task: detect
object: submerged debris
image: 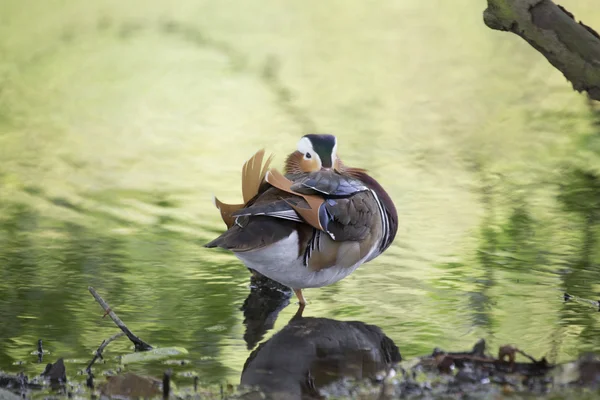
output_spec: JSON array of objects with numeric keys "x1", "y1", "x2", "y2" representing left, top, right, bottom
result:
[
  {"x1": 563, "y1": 291, "x2": 600, "y2": 311},
  {"x1": 576, "y1": 353, "x2": 600, "y2": 386},
  {"x1": 0, "y1": 373, "x2": 28, "y2": 393},
  {"x1": 86, "y1": 331, "x2": 126, "y2": 375},
  {"x1": 279, "y1": 339, "x2": 557, "y2": 400},
  {"x1": 552, "y1": 352, "x2": 600, "y2": 389},
  {"x1": 41, "y1": 358, "x2": 67, "y2": 384},
  {"x1": 163, "y1": 369, "x2": 172, "y2": 399},
  {"x1": 4, "y1": 285, "x2": 600, "y2": 399},
  {"x1": 88, "y1": 287, "x2": 153, "y2": 351},
  {"x1": 98, "y1": 373, "x2": 161, "y2": 398},
  {"x1": 404, "y1": 339, "x2": 554, "y2": 398},
  {"x1": 3, "y1": 338, "x2": 600, "y2": 399},
  {"x1": 419, "y1": 339, "x2": 551, "y2": 377},
  {"x1": 36, "y1": 340, "x2": 43, "y2": 364}
]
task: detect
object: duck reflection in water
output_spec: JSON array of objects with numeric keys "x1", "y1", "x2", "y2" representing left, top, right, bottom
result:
[
  {"x1": 240, "y1": 271, "x2": 292, "y2": 350},
  {"x1": 239, "y1": 273, "x2": 402, "y2": 400}
]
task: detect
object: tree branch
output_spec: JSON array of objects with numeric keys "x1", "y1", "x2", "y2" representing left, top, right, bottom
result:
[
  {"x1": 483, "y1": 0, "x2": 600, "y2": 101},
  {"x1": 88, "y1": 287, "x2": 153, "y2": 351},
  {"x1": 85, "y1": 331, "x2": 126, "y2": 374}
]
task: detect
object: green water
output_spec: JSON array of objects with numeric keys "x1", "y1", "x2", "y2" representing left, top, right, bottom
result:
[{"x1": 1, "y1": 0, "x2": 600, "y2": 390}]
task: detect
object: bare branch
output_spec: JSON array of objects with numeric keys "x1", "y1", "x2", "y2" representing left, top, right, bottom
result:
[
  {"x1": 484, "y1": 0, "x2": 600, "y2": 101},
  {"x1": 88, "y1": 287, "x2": 153, "y2": 351},
  {"x1": 86, "y1": 331, "x2": 125, "y2": 374}
]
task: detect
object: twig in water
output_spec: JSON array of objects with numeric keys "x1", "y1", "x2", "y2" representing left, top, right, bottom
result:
[
  {"x1": 88, "y1": 287, "x2": 153, "y2": 351},
  {"x1": 86, "y1": 331, "x2": 126, "y2": 374},
  {"x1": 163, "y1": 369, "x2": 172, "y2": 399},
  {"x1": 37, "y1": 339, "x2": 43, "y2": 363},
  {"x1": 498, "y1": 345, "x2": 540, "y2": 365},
  {"x1": 515, "y1": 348, "x2": 539, "y2": 364},
  {"x1": 86, "y1": 374, "x2": 94, "y2": 390},
  {"x1": 563, "y1": 292, "x2": 600, "y2": 311}
]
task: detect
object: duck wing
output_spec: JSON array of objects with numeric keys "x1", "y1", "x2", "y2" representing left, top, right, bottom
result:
[
  {"x1": 289, "y1": 170, "x2": 368, "y2": 197},
  {"x1": 232, "y1": 169, "x2": 384, "y2": 241},
  {"x1": 263, "y1": 170, "x2": 389, "y2": 269},
  {"x1": 318, "y1": 192, "x2": 380, "y2": 242},
  {"x1": 300, "y1": 191, "x2": 385, "y2": 270},
  {"x1": 204, "y1": 185, "x2": 307, "y2": 252},
  {"x1": 231, "y1": 186, "x2": 308, "y2": 224},
  {"x1": 206, "y1": 168, "x2": 390, "y2": 267}
]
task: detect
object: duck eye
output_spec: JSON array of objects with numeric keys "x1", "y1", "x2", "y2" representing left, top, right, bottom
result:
[{"x1": 305, "y1": 153, "x2": 312, "y2": 159}]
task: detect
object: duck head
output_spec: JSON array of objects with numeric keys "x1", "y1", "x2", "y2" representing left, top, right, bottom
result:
[{"x1": 285, "y1": 134, "x2": 341, "y2": 174}]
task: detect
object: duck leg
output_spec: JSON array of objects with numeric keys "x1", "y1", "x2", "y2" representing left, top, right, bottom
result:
[
  {"x1": 293, "y1": 288, "x2": 307, "y2": 305},
  {"x1": 291, "y1": 303, "x2": 305, "y2": 321}
]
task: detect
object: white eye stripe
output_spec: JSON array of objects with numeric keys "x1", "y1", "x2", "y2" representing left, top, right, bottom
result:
[
  {"x1": 298, "y1": 137, "x2": 320, "y2": 165},
  {"x1": 297, "y1": 137, "x2": 313, "y2": 154}
]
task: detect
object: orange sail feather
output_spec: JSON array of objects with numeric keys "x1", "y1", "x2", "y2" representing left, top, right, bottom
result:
[{"x1": 213, "y1": 149, "x2": 274, "y2": 228}]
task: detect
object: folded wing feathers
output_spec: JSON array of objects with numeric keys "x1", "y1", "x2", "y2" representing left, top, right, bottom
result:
[
  {"x1": 266, "y1": 169, "x2": 326, "y2": 231},
  {"x1": 214, "y1": 152, "x2": 330, "y2": 233},
  {"x1": 231, "y1": 203, "x2": 304, "y2": 223}
]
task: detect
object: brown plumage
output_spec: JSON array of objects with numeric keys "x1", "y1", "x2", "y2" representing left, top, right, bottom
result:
[
  {"x1": 213, "y1": 149, "x2": 273, "y2": 229},
  {"x1": 265, "y1": 168, "x2": 325, "y2": 231},
  {"x1": 205, "y1": 134, "x2": 398, "y2": 305}
]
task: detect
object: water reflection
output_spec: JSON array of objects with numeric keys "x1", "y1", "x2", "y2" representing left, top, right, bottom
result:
[
  {"x1": 239, "y1": 280, "x2": 401, "y2": 400},
  {"x1": 557, "y1": 168, "x2": 600, "y2": 270},
  {"x1": 557, "y1": 166, "x2": 600, "y2": 353},
  {"x1": 241, "y1": 273, "x2": 291, "y2": 350},
  {"x1": 0, "y1": 197, "x2": 241, "y2": 382},
  {"x1": 470, "y1": 173, "x2": 497, "y2": 333}
]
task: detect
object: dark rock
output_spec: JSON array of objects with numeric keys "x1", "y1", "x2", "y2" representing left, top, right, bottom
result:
[
  {"x1": 41, "y1": 358, "x2": 66, "y2": 383},
  {"x1": 240, "y1": 313, "x2": 401, "y2": 400},
  {"x1": 0, "y1": 373, "x2": 27, "y2": 391}
]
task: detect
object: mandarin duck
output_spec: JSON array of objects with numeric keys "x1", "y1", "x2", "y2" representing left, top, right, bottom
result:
[{"x1": 204, "y1": 134, "x2": 398, "y2": 305}]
